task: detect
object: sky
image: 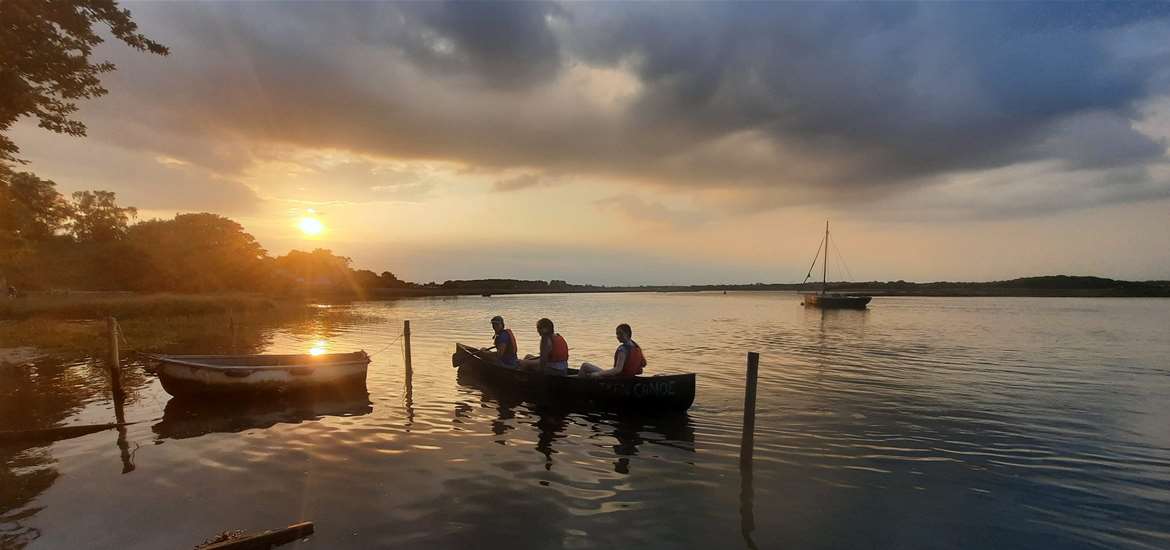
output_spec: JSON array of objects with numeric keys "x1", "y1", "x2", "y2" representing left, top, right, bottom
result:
[{"x1": 11, "y1": 1, "x2": 1170, "y2": 284}]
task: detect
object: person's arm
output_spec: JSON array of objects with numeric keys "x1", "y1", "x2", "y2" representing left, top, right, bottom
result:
[
  {"x1": 538, "y1": 336, "x2": 551, "y2": 369},
  {"x1": 595, "y1": 348, "x2": 627, "y2": 377}
]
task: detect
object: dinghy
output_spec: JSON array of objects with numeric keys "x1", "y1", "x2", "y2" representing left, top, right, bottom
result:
[{"x1": 145, "y1": 351, "x2": 370, "y2": 397}]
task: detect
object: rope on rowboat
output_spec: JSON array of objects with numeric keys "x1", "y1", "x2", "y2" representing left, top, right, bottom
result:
[{"x1": 365, "y1": 330, "x2": 404, "y2": 359}]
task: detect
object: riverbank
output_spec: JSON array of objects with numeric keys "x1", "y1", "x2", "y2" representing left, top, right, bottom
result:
[
  {"x1": 0, "y1": 291, "x2": 291, "y2": 320},
  {"x1": 0, "y1": 293, "x2": 327, "y2": 359}
]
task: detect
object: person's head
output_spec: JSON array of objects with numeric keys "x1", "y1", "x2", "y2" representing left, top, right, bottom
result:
[
  {"x1": 491, "y1": 316, "x2": 505, "y2": 333},
  {"x1": 616, "y1": 323, "x2": 632, "y2": 343},
  {"x1": 536, "y1": 317, "x2": 554, "y2": 336}
]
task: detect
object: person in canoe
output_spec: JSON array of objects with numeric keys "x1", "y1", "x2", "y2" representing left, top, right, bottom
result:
[
  {"x1": 579, "y1": 323, "x2": 646, "y2": 378},
  {"x1": 486, "y1": 315, "x2": 519, "y2": 368},
  {"x1": 519, "y1": 317, "x2": 570, "y2": 375}
]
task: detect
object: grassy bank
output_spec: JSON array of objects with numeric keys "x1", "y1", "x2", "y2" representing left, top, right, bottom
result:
[
  {"x1": 0, "y1": 293, "x2": 323, "y2": 359},
  {"x1": 0, "y1": 291, "x2": 297, "y2": 320},
  {"x1": 0, "y1": 304, "x2": 381, "y2": 360}
]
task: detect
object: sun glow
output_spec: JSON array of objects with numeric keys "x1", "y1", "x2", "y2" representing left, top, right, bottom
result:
[
  {"x1": 309, "y1": 340, "x2": 328, "y2": 356},
  {"x1": 298, "y1": 217, "x2": 324, "y2": 236}
]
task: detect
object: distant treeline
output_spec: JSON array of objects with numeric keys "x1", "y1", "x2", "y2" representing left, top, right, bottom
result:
[
  {"x1": 596, "y1": 276, "x2": 1170, "y2": 297},
  {"x1": 1, "y1": 168, "x2": 414, "y2": 295},
  {"x1": 375, "y1": 276, "x2": 1170, "y2": 298}
]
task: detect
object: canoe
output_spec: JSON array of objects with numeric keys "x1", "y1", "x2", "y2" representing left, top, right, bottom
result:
[
  {"x1": 145, "y1": 351, "x2": 370, "y2": 398},
  {"x1": 451, "y1": 343, "x2": 695, "y2": 412},
  {"x1": 802, "y1": 293, "x2": 872, "y2": 309}
]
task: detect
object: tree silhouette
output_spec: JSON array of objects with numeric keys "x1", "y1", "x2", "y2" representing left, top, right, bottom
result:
[
  {"x1": 0, "y1": 0, "x2": 168, "y2": 164},
  {"x1": 69, "y1": 190, "x2": 136, "y2": 241}
]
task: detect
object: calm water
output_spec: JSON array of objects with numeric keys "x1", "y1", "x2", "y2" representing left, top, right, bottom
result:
[{"x1": 2, "y1": 293, "x2": 1169, "y2": 549}]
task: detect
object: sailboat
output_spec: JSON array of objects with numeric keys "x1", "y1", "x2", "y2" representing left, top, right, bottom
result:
[{"x1": 801, "y1": 221, "x2": 872, "y2": 309}]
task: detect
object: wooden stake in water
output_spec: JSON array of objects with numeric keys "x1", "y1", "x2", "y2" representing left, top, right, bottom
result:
[
  {"x1": 229, "y1": 314, "x2": 238, "y2": 354},
  {"x1": 740, "y1": 352, "x2": 759, "y2": 465},
  {"x1": 403, "y1": 320, "x2": 412, "y2": 374},
  {"x1": 107, "y1": 317, "x2": 124, "y2": 402},
  {"x1": 739, "y1": 351, "x2": 760, "y2": 549}
]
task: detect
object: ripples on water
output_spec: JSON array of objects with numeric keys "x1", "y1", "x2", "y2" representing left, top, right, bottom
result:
[{"x1": 2, "y1": 293, "x2": 1169, "y2": 549}]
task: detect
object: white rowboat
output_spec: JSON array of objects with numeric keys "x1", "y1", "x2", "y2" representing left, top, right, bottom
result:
[{"x1": 146, "y1": 352, "x2": 370, "y2": 397}]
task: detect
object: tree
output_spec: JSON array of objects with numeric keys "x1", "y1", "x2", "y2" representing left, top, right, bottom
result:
[
  {"x1": 128, "y1": 213, "x2": 270, "y2": 291},
  {"x1": 272, "y1": 249, "x2": 354, "y2": 291},
  {"x1": 0, "y1": 168, "x2": 73, "y2": 242},
  {"x1": 69, "y1": 190, "x2": 136, "y2": 241},
  {"x1": 379, "y1": 271, "x2": 407, "y2": 288},
  {"x1": 0, "y1": 0, "x2": 168, "y2": 164}
]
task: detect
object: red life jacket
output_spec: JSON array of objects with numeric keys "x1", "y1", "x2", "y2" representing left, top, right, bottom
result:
[
  {"x1": 618, "y1": 342, "x2": 646, "y2": 377},
  {"x1": 549, "y1": 333, "x2": 569, "y2": 362}
]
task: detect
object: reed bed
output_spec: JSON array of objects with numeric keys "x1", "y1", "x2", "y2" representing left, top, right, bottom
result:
[{"x1": 0, "y1": 292, "x2": 291, "y2": 320}]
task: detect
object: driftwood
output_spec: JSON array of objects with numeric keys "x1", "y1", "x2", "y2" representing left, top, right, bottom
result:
[
  {"x1": 198, "y1": 522, "x2": 314, "y2": 550},
  {"x1": 0, "y1": 422, "x2": 133, "y2": 444}
]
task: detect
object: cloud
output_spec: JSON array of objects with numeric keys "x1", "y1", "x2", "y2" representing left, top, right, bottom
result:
[
  {"x1": 44, "y1": 1, "x2": 1170, "y2": 218},
  {"x1": 11, "y1": 122, "x2": 261, "y2": 214},
  {"x1": 594, "y1": 194, "x2": 710, "y2": 228},
  {"x1": 491, "y1": 171, "x2": 571, "y2": 191}
]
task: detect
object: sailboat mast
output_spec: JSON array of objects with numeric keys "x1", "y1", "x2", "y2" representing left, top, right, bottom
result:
[{"x1": 822, "y1": 220, "x2": 829, "y2": 294}]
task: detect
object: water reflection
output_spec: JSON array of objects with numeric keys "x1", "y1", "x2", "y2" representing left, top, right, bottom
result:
[
  {"x1": 455, "y1": 366, "x2": 697, "y2": 475},
  {"x1": 152, "y1": 390, "x2": 373, "y2": 441},
  {"x1": 532, "y1": 407, "x2": 569, "y2": 470},
  {"x1": 0, "y1": 446, "x2": 54, "y2": 548},
  {"x1": 5, "y1": 296, "x2": 1170, "y2": 549}
]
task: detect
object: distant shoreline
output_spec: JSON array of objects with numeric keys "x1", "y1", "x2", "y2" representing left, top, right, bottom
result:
[
  {"x1": 366, "y1": 286, "x2": 1170, "y2": 299},
  {"x1": 3, "y1": 275, "x2": 1167, "y2": 320},
  {"x1": 364, "y1": 275, "x2": 1170, "y2": 299}
]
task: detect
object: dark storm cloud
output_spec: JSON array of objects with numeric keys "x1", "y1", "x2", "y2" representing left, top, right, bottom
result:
[
  {"x1": 568, "y1": 2, "x2": 1170, "y2": 186},
  {"x1": 400, "y1": 1, "x2": 565, "y2": 89},
  {"x1": 80, "y1": 1, "x2": 1170, "y2": 214}
]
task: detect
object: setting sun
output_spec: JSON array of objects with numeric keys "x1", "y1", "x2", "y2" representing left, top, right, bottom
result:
[{"x1": 298, "y1": 217, "x2": 324, "y2": 236}]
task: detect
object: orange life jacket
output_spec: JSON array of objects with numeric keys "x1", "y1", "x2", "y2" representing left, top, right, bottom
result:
[
  {"x1": 618, "y1": 342, "x2": 646, "y2": 377},
  {"x1": 549, "y1": 333, "x2": 569, "y2": 362}
]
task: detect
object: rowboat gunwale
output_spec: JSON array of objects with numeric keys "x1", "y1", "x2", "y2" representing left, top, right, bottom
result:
[{"x1": 142, "y1": 351, "x2": 370, "y2": 371}]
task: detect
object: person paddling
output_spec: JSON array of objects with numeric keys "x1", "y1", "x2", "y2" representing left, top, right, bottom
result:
[
  {"x1": 486, "y1": 315, "x2": 519, "y2": 368},
  {"x1": 580, "y1": 323, "x2": 645, "y2": 378},
  {"x1": 519, "y1": 317, "x2": 570, "y2": 375}
]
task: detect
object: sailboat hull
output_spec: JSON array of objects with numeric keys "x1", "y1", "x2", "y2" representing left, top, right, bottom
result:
[{"x1": 802, "y1": 293, "x2": 872, "y2": 309}]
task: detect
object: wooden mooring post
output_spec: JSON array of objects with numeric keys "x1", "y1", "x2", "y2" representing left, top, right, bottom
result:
[
  {"x1": 740, "y1": 351, "x2": 759, "y2": 465},
  {"x1": 402, "y1": 320, "x2": 412, "y2": 374},
  {"x1": 229, "y1": 314, "x2": 238, "y2": 354},
  {"x1": 739, "y1": 351, "x2": 760, "y2": 549},
  {"x1": 107, "y1": 317, "x2": 124, "y2": 402}
]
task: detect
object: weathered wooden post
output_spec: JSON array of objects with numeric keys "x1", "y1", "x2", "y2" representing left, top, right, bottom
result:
[
  {"x1": 739, "y1": 351, "x2": 760, "y2": 549},
  {"x1": 107, "y1": 317, "x2": 124, "y2": 402},
  {"x1": 402, "y1": 320, "x2": 412, "y2": 374},
  {"x1": 740, "y1": 351, "x2": 759, "y2": 465},
  {"x1": 229, "y1": 314, "x2": 238, "y2": 354}
]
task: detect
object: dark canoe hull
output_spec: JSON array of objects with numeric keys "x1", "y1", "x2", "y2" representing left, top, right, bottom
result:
[
  {"x1": 451, "y1": 344, "x2": 695, "y2": 412},
  {"x1": 802, "y1": 293, "x2": 872, "y2": 309}
]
